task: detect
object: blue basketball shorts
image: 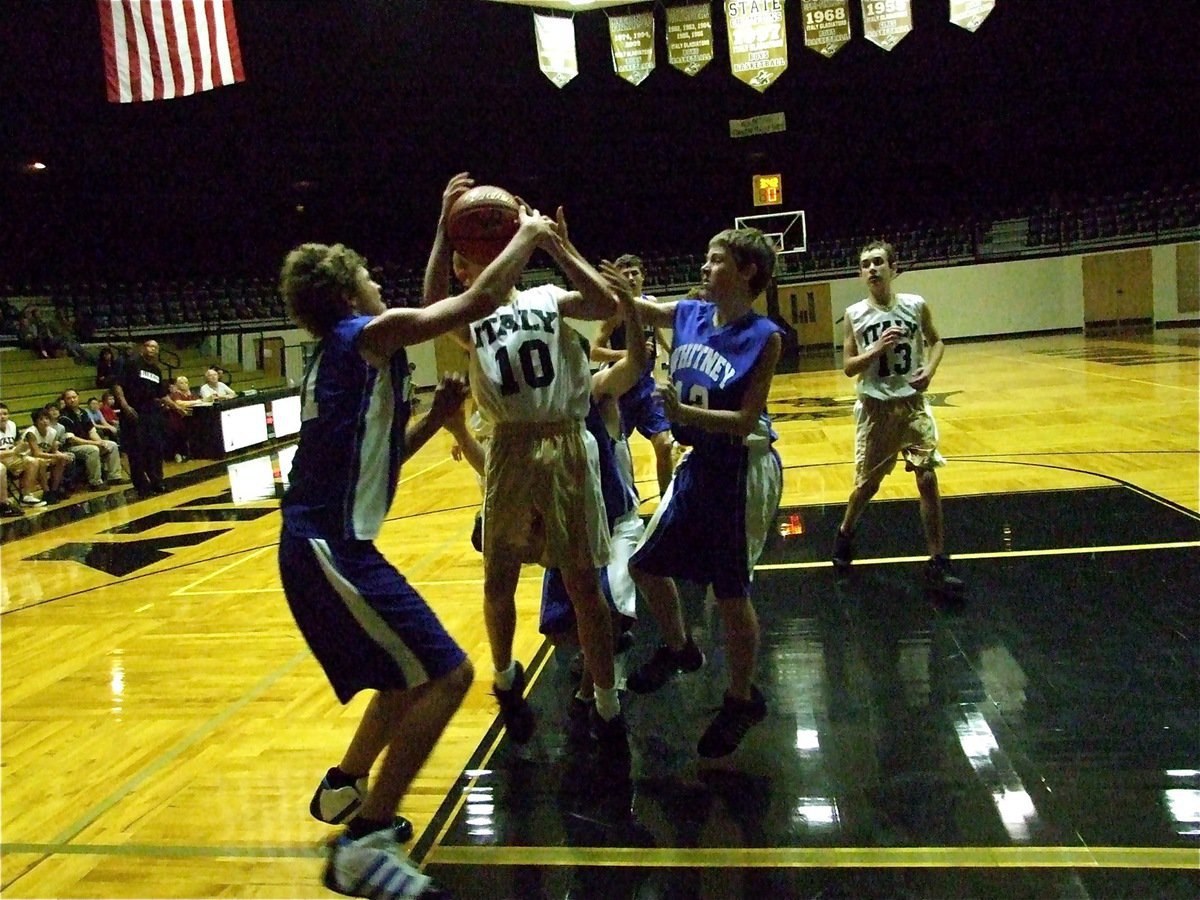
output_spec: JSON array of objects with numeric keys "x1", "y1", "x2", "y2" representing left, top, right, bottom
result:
[
  {"x1": 618, "y1": 374, "x2": 671, "y2": 440},
  {"x1": 631, "y1": 442, "x2": 782, "y2": 599},
  {"x1": 279, "y1": 529, "x2": 466, "y2": 703}
]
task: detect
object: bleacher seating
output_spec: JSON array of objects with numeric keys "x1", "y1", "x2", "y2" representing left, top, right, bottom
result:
[
  {"x1": 0, "y1": 344, "x2": 287, "y2": 425},
  {"x1": 2, "y1": 186, "x2": 1197, "y2": 328}
]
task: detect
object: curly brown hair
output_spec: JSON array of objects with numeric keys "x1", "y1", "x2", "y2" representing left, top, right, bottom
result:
[{"x1": 278, "y1": 243, "x2": 366, "y2": 338}]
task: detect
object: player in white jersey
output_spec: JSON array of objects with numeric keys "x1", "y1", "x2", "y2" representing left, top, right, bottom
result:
[
  {"x1": 833, "y1": 240, "x2": 964, "y2": 597},
  {"x1": 423, "y1": 174, "x2": 624, "y2": 747}
]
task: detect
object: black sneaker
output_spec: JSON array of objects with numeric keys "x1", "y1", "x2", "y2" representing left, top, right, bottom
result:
[
  {"x1": 567, "y1": 696, "x2": 593, "y2": 746},
  {"x1": 697, "y1": 685, "x2": 767, "y2": 758},
  {"x1": 832, "y1": 528, "x2": 854, "y2": 574},
  {"x1": 627, "y1": 639, "x2": 704, "y2": 694},
  {"x1": 925, "y1": 555, "x2": 965, "y2": 596},
  {"x1": 493, "y1": 661, "x2": 536, "y2": 743},
  {"x1": 588, "y1": 706, "x2": 629, "y2": 745},
  {"x1": 309, "y1": 770, "x2": 414, "y2": 843}
]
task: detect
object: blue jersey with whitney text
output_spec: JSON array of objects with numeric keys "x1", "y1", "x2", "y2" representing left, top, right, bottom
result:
[
  {"x1": 282, "y1": 315, "x2": 411, "y2": 541},
  {"x1": 668, "y1": 299, "x2": 782, "y2": 451}
]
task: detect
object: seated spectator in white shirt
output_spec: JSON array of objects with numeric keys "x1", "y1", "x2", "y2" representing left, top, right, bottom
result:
[
  {"x1": 198, "y1": 367, "x2": 237, "y2": 402},
  {"x1": 0, "y1": 401, "x2": 45, "y2": 506},
  {"x1": 22, "y1": 406, "x2": 73, "y2": 503}
]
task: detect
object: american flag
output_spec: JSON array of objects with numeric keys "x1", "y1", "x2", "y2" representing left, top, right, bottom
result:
[{"x1": 97, "y1": 0, "x2": 245, "y2": 103}]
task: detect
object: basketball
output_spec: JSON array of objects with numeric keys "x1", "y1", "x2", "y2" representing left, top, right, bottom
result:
[{"x1": 447, "y1": 185, "x2": 520, "y2": 266}]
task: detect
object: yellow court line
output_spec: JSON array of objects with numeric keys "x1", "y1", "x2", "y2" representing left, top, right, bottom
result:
[
  {"x1": 170, "y1": 545, "x2": 274, "y2": 595},
  {"x1": 428, "y1": 844, "x2": 1199, "y2": 869},
  {"x1": 756, "y1": 541, "x2": 1200, "y2": 571}
]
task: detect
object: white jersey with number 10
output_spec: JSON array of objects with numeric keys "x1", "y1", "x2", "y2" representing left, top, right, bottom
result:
[{"x1": 468, "y1": 284, "x2": 591, "y2": 424}]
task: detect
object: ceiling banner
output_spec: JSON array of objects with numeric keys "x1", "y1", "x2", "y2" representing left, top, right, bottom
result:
[
  {"x1": 609, "y1": 10, "x2": 655, "y2": 85},
  {"x1": 726, "y1": 0, "x2": 789, "y2": 93},
  {"x1": 666, "y1": 3, "x2": 714, "y2": 76},
  {"x1": 950, "y1": 0, "x2": 996, "y2": 33},
  {"x1": 801, "y1": 0, "x2": 851, "y2": 58},
  {"x1": 860, "y1": 0, "x2": 912, "y2": 51},
  {"x1": 533, "y1": 12, "x2": 578, "y2": 88}
]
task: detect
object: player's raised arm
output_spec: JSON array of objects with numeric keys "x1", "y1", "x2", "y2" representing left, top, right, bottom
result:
[
  {"x1": 592, "y1": 261, "x2": 648, "y2": 401},
  {"x1": 423, "y1": 171, "x2": 474, "y2": 307},
  {"x1": 541, "y1": 206, "x2": 616, "y2": 321},
  {"x1": 361, "y1": 207, "x2": 555, "y2": 359}
]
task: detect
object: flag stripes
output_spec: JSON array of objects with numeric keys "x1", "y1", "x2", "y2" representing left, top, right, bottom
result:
[{"x1": 97, "y1": 0, "x2": 244, "y2": 103}]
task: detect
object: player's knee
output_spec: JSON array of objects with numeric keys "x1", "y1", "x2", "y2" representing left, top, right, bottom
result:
[
  {"x1": 438, "y1": 658, "x2": 474, "y2": 698},
  {"x1": 855, "y1": 478, "x2": 882, "y2": 500}
]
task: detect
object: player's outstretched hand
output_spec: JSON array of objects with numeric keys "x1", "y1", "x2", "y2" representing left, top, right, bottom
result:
[
  {"x1": 439, "y1": 172, "x2": 474, "y2": 226},
  {"x1": 599, "y1": 260, "x2": 635, "y2": 306},
  {"x1": 430, "y1": 372, "x2": 469, "y2": 427},
  {"x1": 515, "y1": 202, "x2": 559, "y2": 250}
]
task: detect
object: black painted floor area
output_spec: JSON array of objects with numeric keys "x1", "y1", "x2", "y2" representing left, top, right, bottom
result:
[{"x1": 420, "y1": 486, "x2": 1199, "y2": 899}]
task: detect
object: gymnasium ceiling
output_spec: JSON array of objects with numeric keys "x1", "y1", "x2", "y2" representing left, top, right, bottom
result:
[{"x1": 2, "y1": 0, "x2": 1197, "y2": 278}]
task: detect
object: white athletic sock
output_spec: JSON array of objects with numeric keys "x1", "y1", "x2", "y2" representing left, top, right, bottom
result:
[
  {"x1": 493, "y1": 661, "x2": 517, "y2": 691},
  {"x1": 594, "y1": 686, "x2": 620, "y2": 721}
]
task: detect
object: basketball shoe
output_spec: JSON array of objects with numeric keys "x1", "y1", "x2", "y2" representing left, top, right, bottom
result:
[
  {"x1": 626, "y1": 639, "x2": 704, "y2": 694},
  {"x1": 698, "y1": 685, "x2": 767, "y2": 758},
  {"x1": 924, "y1": 554, "x2": 965, "y2": 596},
  {"x1": 832, "y1": 528, "x2": 855, "y2": 575},
  {"x1": 493, "y1": 661, "x2": 536, "y2": 743},
  {"x1": 310, "y1": 769, "x2": 414, "y2": 843},
  {"x1": 324, "y1": 827, "x2": 448, "y2": 900}
]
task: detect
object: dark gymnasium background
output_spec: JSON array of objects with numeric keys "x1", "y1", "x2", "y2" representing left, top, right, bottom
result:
[{"x1": 2, "y1": 0, "x2": 1198, "y2": 284}]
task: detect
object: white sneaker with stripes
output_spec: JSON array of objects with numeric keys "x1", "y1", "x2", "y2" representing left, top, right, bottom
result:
[{"x1": 323, "y1": 828, "x2": 445, "y2": 899}]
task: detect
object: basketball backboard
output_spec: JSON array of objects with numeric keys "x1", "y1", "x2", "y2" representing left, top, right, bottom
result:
[{"x1": 734, "y1": 209, "x2": 807, "y2": 256}]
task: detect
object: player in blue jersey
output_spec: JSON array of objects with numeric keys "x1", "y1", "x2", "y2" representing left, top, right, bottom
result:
[
  {"x1": 591, "y1": 254, "x2": 676, "y2": 496},
  {"x1": 624, "y1": 227, "x2": 784, "y2": 759},
  {"x1": 277, "y1": 197, "x2": 556, "y2": 900},
  {"x1": 833, "y1": 240, "x2": 964, "y2": 597}
]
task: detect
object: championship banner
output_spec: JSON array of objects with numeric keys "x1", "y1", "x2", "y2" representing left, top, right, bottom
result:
[
  {"x1": 533, "y1": 12, "x2": 578, "y2": 88},
  {"x1": 800, "y1": 0, "x2": 851, "y2": 58},
  {"x1": 860, "y1": 0, "x2": 912, "y2": 51},
  {"x1": 666, "y1": 3, "x2": 713, "y2": 76},
  {"x1": 725, "y1": 0, "x2": 788, "y2": 93},
  {"x1": 950, "y1": 0, "x2": 995, "y2": 33},
  {"x1": 608, "y1": 11, "x2": 655, "y2": 85}
]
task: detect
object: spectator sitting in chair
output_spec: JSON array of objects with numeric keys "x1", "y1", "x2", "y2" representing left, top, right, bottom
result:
[
  {"x1": 22, "y1": 406, "x2": 73, "y2": 504},
  {"x1": 95, "y1": 347, "x2": 120, "y2": 390},
  {"x1": 87, "y1": 396, "x2": 120, "y2": 442},
  {"x1": 0, "y1": 402, "x2": 46, "y2": 507},
  {"x1": 198, "y1": 367, "x2": 236, "y2": 402},
  {"x1": 0, "y1": 461, "x2": 25, "y2": 516},
  {"x1": 59, "y1": 388, "x2": 129, "y2": 489},
  {"x1": 167, "y1": 375, "x2": 203, "y2": 462}
]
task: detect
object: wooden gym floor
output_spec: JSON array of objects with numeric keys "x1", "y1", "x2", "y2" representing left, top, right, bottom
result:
[{"x1": 1, "y1": 331, "x2": 1197, "y2": 898}]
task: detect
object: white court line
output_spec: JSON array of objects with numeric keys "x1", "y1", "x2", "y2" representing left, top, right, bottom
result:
[{"x1": 756, "y1": 540, "x2": 1200, "y2": 571}]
